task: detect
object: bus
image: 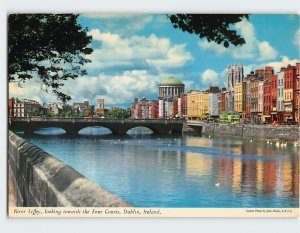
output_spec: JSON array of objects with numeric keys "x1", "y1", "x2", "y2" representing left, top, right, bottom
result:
[{"x1": 219, "y1": 112, "x2": 240, "y2": 124}]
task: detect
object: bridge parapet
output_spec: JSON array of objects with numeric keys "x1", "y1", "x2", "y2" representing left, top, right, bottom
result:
[{"x1": 9, "y1": 117, "x2": 185, "y2": 136}]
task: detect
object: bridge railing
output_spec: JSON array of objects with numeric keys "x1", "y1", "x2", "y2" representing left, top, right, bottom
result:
[{"x1": 9, "y1": 117, "x2": 185, "y2": 124}]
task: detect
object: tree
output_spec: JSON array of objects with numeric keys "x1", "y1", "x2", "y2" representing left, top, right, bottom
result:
[
  {"x1": 8, "y1": 14, "x2": 93, "y2": 101},
  {"x1": 105, "y1": 108, "x2": 130, "y2": 119},
  {"x1": 168, "y1": 14, "x2": 249, "y2": 48}
]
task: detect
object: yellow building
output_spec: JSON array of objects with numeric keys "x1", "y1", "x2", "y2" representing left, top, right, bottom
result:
[
  {"x1": 234, "y1": 82, "x2": 246, "y2": 118},
  {"x1": 187, "y1": 91, "x2": 208, "y2": 120}
]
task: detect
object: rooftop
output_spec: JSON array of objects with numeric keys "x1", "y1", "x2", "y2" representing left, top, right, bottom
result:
[{"x1": 160, "y1": 77, "x2": 183, "y2": 85}]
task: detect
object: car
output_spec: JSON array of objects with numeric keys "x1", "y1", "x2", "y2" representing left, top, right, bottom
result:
[
  {"x1": 287, "y1": 119, "x2": 296, "y2": 125},
  {"x1": 272, "y1": 121, "x2": 281, "y2": 126}
]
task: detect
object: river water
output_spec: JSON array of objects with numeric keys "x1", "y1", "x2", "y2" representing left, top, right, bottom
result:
[{"x1": 18, "y1": 127, "x2": 299, "y2": 208}]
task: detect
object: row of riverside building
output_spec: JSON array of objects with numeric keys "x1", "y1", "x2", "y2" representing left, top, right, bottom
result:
[{"x1": 131, "y1": 62, "x2": 300, "y2": 123}]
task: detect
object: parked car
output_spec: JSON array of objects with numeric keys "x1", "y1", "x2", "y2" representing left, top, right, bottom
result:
[
  {"x1": 287, "y1": 119, "x2": 296, "y2": 125},
  {"x1": 272, "y1": 121, "x2": 281, "y2": 126}
]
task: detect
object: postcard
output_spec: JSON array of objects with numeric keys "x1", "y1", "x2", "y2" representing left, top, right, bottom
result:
[{"x1": 7, "y1": 13, "x2": 299, "y2": 218}]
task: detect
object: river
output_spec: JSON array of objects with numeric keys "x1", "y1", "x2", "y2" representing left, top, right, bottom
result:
[{"x1": 17, "y1": 127, "x2": 299, "y2": 208}]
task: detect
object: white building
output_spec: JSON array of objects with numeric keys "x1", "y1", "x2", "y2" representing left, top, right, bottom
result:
[
  {"x1": 13, "y1": 99, "x2": 41, "y2": 117},
  {"x1": 96, "y1": 99, "x2": 104, "y2": 109},
  {"x1": 227, "y1": 64, "x2": 244, "y2": 112},
  {"x1": 158, "y1": 100, "x2": 164, "y2": 118},
  {"x1": 158, "y1": 77, "x2": 185, "y2": 118},
  {"x1": 164, "y1": 100, "x2": 174, "y2": 118},
  {"x1": 258, "y1": 80, "x2": 264, "y2": 114},
  {"x1": 208, "y1": 92, "x2": 220, "y2": 117}
]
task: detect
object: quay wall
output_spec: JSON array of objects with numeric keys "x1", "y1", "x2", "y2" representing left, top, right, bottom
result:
[
  {"x1": 184, "y1": 122, "x2": 299, "y2": 141},
  {"x1": 8, "y1": 131, "x2": 131, "y2": 207}
]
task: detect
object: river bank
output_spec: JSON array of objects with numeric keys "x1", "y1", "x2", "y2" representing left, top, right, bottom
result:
[{"x1": 184, "y1": 121, "x2": 300, "y2": 141}]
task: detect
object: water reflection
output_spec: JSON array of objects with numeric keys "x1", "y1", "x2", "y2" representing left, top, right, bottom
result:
[{"x1": 20, "y1": 128, "x2": 299, "y2": 208}]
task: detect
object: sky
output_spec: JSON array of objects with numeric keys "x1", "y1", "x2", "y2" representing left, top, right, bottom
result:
[{"x1": 9, "y1": 14, "x2": 300, "y2": 108}]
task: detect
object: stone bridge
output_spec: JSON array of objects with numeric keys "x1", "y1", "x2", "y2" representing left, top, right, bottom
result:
[{"x1": 9, "y1": 117, "x2": 185, "y2": 136}]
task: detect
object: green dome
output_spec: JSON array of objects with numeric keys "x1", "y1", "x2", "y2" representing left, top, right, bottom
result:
[{"x1": 160, "y1": 77, "x2": 183, "y2": 85}]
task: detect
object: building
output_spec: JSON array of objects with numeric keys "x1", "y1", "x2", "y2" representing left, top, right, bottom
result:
[
  {"x1": 8, "y1": 98, "x2": 15, "y2": 117},
  {"x1": 44, "y1": 102, "x2": 65, "y2": 115},
  {"x1": 257, "y1": 78, "x2": 264, "y2": 122},
  {"x1": 158, "y1": 77, "x2": 185, "y2": 118},
  {"x1": 277, "y1": 70, "x2": 285, "y2": 122},
  {"x1": 283, "y1": 65, "x2": 296, "y2": 121},
  {"x1": 208, "y1": 87, "x2": 221, "y2": 118},
  {"x1": 148, "y1": 100, "x2": 159, "y2": 119},
  {"x1": 245, "y1": 72, "x2": 255, "y2": 120},
  {"x1": 250, "y1": 78, "x2": 259, "y2": 123},
  {"x1": 294, "y1": 63, "x2": 300, "y2": 123},
  {"x1": 96, "y1": 99, "x2": 105, "y2": 116},
  {"x1": 187, "y1": 91, "x2": 208, "y2": 120},
  {"x1": 13, "y1": 98, "x2": 41, "y2": 117},
  {"x1": 158, "y1": 77, "x2": 185, "y2": 100},
  {"x1": 263, "y1": 79, "x2": 271, "y2": 123},
  {"x1": 270, "y1": 74, "x2": 278, "y2": 121},
  {"x1": 178, "y1": 93, "x2": 187, "y2": 118},
  {"x1": 131, "y1": 97, "x2": 158, "y2": 119},
  {"x1": 227, "y1": 64, "x2": 244, "y2": 112},
  {"x1": 219, "y1": 88, "x2": 227, "y2": 114},
  {"x1": 73, "y1": 100, "x2": 91, "y2": 112},
  {"x1": 255, "y1": 66, "x2": 274, "y2": 81},
  {"x1": 234, "y1": 82, "x2": 246, "y2": 119}
]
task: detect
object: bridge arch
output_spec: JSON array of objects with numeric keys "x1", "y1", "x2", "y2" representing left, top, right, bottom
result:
[
  {"x1": 127, "y1": 126, "x2": 154, "y2": 135},
  {"x1": 33, "y1": 127, "x2": 66, "y2": 135},
  {"x1": 78, "y1": 126, "x2": 113, "y2": 135}
]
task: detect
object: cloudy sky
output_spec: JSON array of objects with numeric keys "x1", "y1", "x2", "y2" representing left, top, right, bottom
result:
[{"x1": 9, "y1": 14, "x2": 299, "y2": 108}]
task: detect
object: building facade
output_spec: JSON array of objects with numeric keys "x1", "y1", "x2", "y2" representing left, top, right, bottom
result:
[
  {"x1": 277, "y1": 70, "x2": 285, "y2": 122},
  {"x1": 187, "y1": 91, "x2": 209, "y2": 120},
  {"x1": 227, "y1": 65, "x2": 244, "y2": 112},
  {"x1": 257, "y1": 79, "x2": 264, "y2": 122},
  {"x1": 283, "y1": 65, "x2": 296, "y2": 121},
  {"x1": 131, "y1": 97, "x2": 158, "y2": 119},
  {"x1": 13, "y1": 99, "x2": 41, "y2": 117},
  {"x1": 270, "y1": 74, "x2": 278, "y2": 121},
  {"x1": 158, "y1": 77, "x2": 185, "y2": 118},
  {"x1": 294, "y1": 63, "x2": 300, "y2": 123},
  {"x1": 263, "y1": 79, "x2": 271, "y2": 123},
  {"x1": 234, "y1": 82, "x2": 246, "y2": 119}
]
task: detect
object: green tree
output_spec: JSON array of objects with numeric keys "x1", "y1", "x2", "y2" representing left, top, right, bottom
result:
[
  {"x1": 8, "y1": 14, "x2": 93, "y2": 101},
  {"x1": 168, "y1": 14, "x2": 249, "y2": 48},
  {"x1": 105, "y1": 108, "x2": 130, "y2": 119},
  {"x1": 28, "y1": 108, "x2": 41, "y2": 117}
]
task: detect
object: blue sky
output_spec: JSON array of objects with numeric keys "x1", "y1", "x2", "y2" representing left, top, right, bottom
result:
[{"x1": 9, "y1": 14, "x2": 299, "y2": 108}]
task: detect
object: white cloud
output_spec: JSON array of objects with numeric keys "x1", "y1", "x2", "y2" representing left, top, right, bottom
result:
[
  {"x1": 87, "y1": 29, "x2": 193, "y2": 71},
  {"x1": 200, "y1": 69, "x2": 219, "y2": 86},
  {"x1": 258, "y1": 41, "x2": 277, "y2": 61},
  {"x1": 9, "y1": 70, "x2": 161, "y2": 106},
  {"x1": 266, "y1": 56, "x2": 299, "y2": 72},
  {"x1": 199, "y1": 19, "x2": 278, "y2": 61},
  {"x1": 294, "y1": 28, "x2": 300, "y2": 47}
]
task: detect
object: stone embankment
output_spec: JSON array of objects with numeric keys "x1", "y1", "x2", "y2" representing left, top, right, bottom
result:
[
  {"x1": 8, "y1": 131, "x2": 131, "y2": 207},
  {"x1": 184, "y1": 121, "x2": 299, "y2": 141}
]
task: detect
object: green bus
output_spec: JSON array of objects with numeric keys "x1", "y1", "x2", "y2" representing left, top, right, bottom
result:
[{"x1": 220, "y1": 112, "x2": 240, "y2": 124}]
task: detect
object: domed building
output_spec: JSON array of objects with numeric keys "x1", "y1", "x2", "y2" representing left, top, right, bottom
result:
[
  {"x1": 158, "y1": 77, "x2": 186, "y2": 119},
  {"x1": 158, "y1": 77, "x2": 185, "y2": 99}
]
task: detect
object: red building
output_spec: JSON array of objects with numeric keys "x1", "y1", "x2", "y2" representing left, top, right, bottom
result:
[
  {"x1": 8, "y1": 98, "x2": 15, "y2": 117},
  {"x1": 294, "y1": 63, "x2": 300, "y2": 123},
  {"x1": 284, "y1": 65, "x2": 297, "y2": 121},
  {"x1": 263, "y1": 79, "x2": 271, "y2": 123},
  {"x1": 270, "y1": 75, "x2": 278, "y2": 121},
  {"x1": 220, "y1": 90, "x2": 226, "y2": 113},
  {"x1": 180, "y1": 93, "x2": 187, "y2": 118}
]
